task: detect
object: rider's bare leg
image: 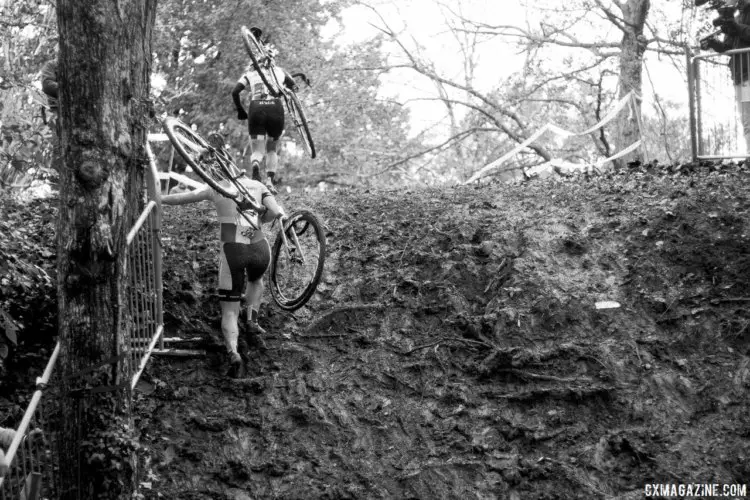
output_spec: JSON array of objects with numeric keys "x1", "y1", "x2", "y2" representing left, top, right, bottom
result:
[
  {"x1": 249, "y1": 135, "x2": 266, "y2": 181},
  {"x1": 220, "y1": 300, "x2": 241, "y2": 354},
  {"x1": 245, "y1": 278, "x2": 264, "y2": 324},
  {"x1": 265, "y1": 138, "x2": 279, "y2": 192},
  {"x1": 265, "y1": 138, "x2": 278, "y2": 178},
  {"x1": 220, "y1": 299, "x2": 247, "y2": 377},
  {"x1": 244, "y1": 278, "x2": 268, "y2": 346}
]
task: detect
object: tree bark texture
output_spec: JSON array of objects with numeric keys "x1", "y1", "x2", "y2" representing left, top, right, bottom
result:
[
  {"x1": 615, "y1": 0, "x2": 650, "y2": 167},
  {"x1": 55, "y1": 0, "x2": 156, "y2": 498}
]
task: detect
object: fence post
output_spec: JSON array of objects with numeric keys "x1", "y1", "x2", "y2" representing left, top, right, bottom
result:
[
  {"x1": 145, "y1": 143, "x2": 164, "y2": 350},
  {"x1": 695, "y1": 54, "x2": 704, "y2": 158},
  {"x1": 687, "y1": 45, "x2": 699, "y2": 163},
  {"x1": 165, "y1": 147, "x2": 175, "y2": 195}
]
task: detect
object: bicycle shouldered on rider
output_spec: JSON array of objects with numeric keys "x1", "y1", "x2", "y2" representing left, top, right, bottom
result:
[{"x1": 231, "y1": 26, "x2": 299, "y2": 195}]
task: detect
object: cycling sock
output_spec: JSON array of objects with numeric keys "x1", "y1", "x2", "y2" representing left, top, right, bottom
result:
[{"x1": 251, "y1": 309, "x2": 259, "y2": 323}]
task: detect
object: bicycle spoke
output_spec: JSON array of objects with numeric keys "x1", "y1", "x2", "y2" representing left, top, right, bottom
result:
[{"x1": 162, "y1": 117, "x2": 237, "y2": 200}]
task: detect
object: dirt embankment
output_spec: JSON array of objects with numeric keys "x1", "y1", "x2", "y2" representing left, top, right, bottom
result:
[{"x1": 137, "y1": 164, "x2": 750, "y2": 499}]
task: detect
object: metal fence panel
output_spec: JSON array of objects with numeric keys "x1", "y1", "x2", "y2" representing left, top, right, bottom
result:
[
  {"x1": 0, "y1": 343, "x2": 60, "y2": 500},
  {"x1": 691, "y1": 47, "x2": 750, "y2": 160},
  {"x1": 1, "y1": 140, "x2": 164, "y2": 498}
]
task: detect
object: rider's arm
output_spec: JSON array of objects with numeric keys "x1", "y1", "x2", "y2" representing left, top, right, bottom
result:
[
  {"x1": 161, "y1": 184, "x2": 213, "y2": 205},
  {"x1": 231, "y1": 82, "x2": 246, "y2": 113},
  {"x1": 260, "y1": 194, "x2": 284, "y2": 223}
]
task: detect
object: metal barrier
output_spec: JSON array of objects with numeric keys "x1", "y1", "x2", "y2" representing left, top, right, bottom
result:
[
  {"x1": 0, "y1": 344, "x2": 60, "y2": 500},
  {"x1": 690, "y1": 47, "x2": 750, "y2": 160},
  {"x1": 126, "y1": 199, "x2": 164, "y2": 391},
  {"x1": 0, "y1": 139, "x2": 165, "y2": 498}
]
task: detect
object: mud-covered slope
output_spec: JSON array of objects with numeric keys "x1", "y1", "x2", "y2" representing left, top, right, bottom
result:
[{"x1": 137, "y1": 165, "x2": 750, "y2": 499}]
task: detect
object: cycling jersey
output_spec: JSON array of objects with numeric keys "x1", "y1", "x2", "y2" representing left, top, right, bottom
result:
[
  {"x1": 210, "y1": 178, "x2": 272, "y2": 244},
  {"x1": 237, "y1": 67, "x2": 291, "y2": 100}
]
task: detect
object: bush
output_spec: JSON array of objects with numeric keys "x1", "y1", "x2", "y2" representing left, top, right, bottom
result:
[{"x1": 0, "y1": 194, "x2": 57, "y2": 372}]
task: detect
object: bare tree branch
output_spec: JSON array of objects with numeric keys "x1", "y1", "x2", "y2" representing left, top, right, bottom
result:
[
  {"x1": 365, "y1": 5, "x2": 552, "y2": 161},
  {"x1": 365, "y1": 127, "x2": 500, "y2": 177}
]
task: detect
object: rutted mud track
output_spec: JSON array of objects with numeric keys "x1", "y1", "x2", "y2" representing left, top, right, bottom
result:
[{"x1": 137, "y1": 166, "x2": 750, "y2": 499}]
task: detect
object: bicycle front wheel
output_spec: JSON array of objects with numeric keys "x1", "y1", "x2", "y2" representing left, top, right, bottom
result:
[
  {"x1": 162, "y1": 117, "x2": 235, "y2": 199},
  {"x1": 240, "y1": 26, "x2": 279, "y2": 97},
  {"x1": 269, "y1": 210, "x2": 326, "y2": 311},
  {"x1": 287, "y1": 92, "x2": 316, "y2": 159}
]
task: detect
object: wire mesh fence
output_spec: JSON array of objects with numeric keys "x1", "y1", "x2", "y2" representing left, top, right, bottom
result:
[
  {"x1": 126, "y1": 199, "x2": 164, "y2": 391},
  {"x1": 0, "y1": 143, "x2": 164, "y2": 498},
  {"x1": 691, "y1": 47, "x2": 750, "y2": 160}
]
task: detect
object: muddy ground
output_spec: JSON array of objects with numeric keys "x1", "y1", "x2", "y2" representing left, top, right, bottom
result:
[{"x1": 126, "y1": 164, "x2": 750, "y2": 499}]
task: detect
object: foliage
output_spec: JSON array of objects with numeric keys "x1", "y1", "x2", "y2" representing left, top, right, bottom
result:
[
  {"x1": 1, "y1": 0, "x2": 418, "y2": 188},
  {"x1": 150, "y1": 0, "x2": 415, "y2": 186},
  {"x1": 81, "y1": 416, "x2": 142, "y2": 498},
  {"x1": 0, "y1": 195, "x2": 57, "y2": 372},
  {"x1": 0, "y1": 1, "x2": 58, "y2": 187},
  {"x1": 0, "y1": 91, "x2": 57, "y2": 187}
]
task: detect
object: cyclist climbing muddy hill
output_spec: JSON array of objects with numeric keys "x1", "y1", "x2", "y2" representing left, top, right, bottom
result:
[
  {"x1": 160, "y1": 160, "x2": 284, "y2": 379},
  {"x1": 232, "y1": 26, "x2": 299, "y2": 194},
  {"x1": 159, "y1": 117, "x2": 326, "y2": 377}
]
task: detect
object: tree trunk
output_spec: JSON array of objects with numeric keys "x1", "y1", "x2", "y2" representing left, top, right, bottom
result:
[
  {"x1": 56, "y1": 0, "x2": 156, "y2": 498},
  {"x1": 615, "y1": 0, "x2": 650, "y2": 168}
]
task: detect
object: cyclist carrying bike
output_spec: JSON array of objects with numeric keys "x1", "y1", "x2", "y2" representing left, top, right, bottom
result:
[
  {"x1": 231, "y1": 26, "x2": 298, "y2": 194},
  {"x1": 161, "y1": 161, "x2": 284, "y2": 378}
]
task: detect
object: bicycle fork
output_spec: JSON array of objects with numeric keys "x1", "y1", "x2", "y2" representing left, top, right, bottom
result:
[{"x1": 277, "y1": 215, "x2": 306, "y2": 264}]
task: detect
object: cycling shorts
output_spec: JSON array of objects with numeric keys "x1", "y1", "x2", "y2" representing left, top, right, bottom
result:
[
  {"x1": 248, "y1": 98, "x2": 284, "y2": 140},
  {"x1": 217, "y1": 239, "x2": 271, "y2": 301}
]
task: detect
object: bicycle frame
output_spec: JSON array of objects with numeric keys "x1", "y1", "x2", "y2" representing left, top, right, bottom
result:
[
  {"x1": 198, "y1": 144, "x2": 266, "y2": 231},
  {"x1": 277, "y1": 215, "x2": 307, "y2": 265},
  {"x1": 248, "y1": 43, "x2": 305, "y2": 126},
  {"x1": 259, "y1": 62, "x2": 296, "y2": 115},
  {"x1": 160, "y1": 103, "x2": 323, "y2": 309}
]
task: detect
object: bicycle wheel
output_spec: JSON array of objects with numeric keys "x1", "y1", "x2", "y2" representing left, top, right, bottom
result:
[
  {"x1": 287, "y1": 92, "x2": 316, "y2": 159},
  {"x1": 269, "y1": 210, "x2": 326, "y2": 311},
  {"x1": 240, "y1": 26, "x2": 280, "y2": 97},
  {"x1": 162, "y1": 117, "x2": 235, "y2": 199}
]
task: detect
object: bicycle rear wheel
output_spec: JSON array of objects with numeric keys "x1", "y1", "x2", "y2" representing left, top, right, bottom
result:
[
  {"x1": 287, "y1": 92, "x2": 316, "y2": 159},
  {"x1": 240, "y1": 26, "x2": 279, "y2": 97},
  {"x1": 269, "y1": 210, "x2": 326, "y2": 311},
  {"x1": 162, "y1": 117, "x2": 235, "y2": 199}
]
